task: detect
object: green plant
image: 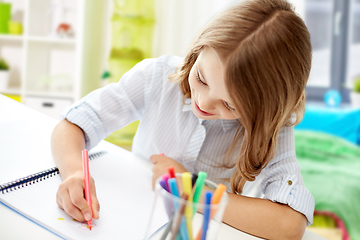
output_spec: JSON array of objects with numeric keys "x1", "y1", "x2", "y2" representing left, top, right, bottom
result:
[
  {"x1": 354, "y1": 78, "x2": 360, "y2": 93},
  {"x1": 0, "y1": 58, "x2": 9, "y2": 71}
]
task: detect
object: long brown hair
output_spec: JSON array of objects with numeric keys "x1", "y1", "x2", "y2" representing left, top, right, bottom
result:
[{"x1": 171, "y1": 0, "x2": 311, "y2": 194}]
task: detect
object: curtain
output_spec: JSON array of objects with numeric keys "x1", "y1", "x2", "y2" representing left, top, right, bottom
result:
[{"x1": 152, "y1": 0, "x2": 239, "y2": 57}]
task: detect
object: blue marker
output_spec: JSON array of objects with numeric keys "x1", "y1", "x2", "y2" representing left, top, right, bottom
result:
[
  {"x1": 169, "y1": 178, "x2": 180, "y2": 198},
  {"x1": 168, "y1": 178, "x2": 189, "y2": 240},
  {"x1": 201, "y1": 191, "x2": 213, "y2": 240}
]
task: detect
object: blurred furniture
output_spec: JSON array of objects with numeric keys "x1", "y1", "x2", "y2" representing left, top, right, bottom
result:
[
  {"x1": 0, "y1": 0, "x2": 107, "y2": 119},
  {"x1": 296, "y1": 104, "x2": 360, "y2": 145},
  {"x1": 295, "y1": 104, "x2": 360, "y2": 240},
  {"x1": 105, "y1": 0, "x2": 154, "y2": 149}
]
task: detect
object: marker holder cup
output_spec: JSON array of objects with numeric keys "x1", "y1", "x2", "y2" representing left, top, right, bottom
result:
[{"x1": 144, "y1": 173, "x2": 229, "y2": 240}]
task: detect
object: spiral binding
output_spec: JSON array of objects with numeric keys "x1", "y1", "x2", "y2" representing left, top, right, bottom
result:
[{"x1": 0, "y1": 151, "x2": 107, "y2": 194}]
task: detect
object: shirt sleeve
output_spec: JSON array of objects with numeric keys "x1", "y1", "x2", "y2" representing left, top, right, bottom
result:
[
  {"x1": 261, "y1": 156, "x2": 315, "y2": 226},
  {"x1": 62, "y1": 57, "x2": 161, "y2": 150}
]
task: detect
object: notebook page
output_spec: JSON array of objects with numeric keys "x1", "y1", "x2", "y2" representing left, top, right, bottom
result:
[
  {"x1": 0, "y1": 119, "x2": 58, "y2": 185},
  {"x1": 0, "y1": 151, "x2": 168, "y2": 240}
]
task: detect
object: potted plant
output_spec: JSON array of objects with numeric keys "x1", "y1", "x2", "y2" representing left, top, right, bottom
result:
[
  {"x1": 350, "y1": 77, "x2": 360, "y2": 108},
  {"x1": 0, "y1": 58, "x2": 10, "y2": 91}
]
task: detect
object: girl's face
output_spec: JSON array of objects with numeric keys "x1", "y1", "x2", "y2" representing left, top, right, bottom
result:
[{"x1": 188, "y1": 47, "x2": 238, "y2": 120}]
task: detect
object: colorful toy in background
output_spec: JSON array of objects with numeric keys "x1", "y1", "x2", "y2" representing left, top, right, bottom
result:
[
  {"x1": 49, "y1": 0, "x2": 75, "y2": 38},
  {"x1": 324, "y1": 90, "x2": 342, "y2": 107},
  {"x1": 0, "y1": 3, "x2": 11, "y2": 34},
  {"x1": 8, "y1": 21, "x2": 22, "y2": 35},
  {"x1": 56, "y1": 23, "x2": 73, "y2": 38},
  {"x1": 0, "y1": 58, "x2": 10, "y2": 92},
  {"x1": 0, "y1": 3, "x2": 23, "y2": 35},
  {"x1": 101, "y1": 71, "x2": 111, "y2": 87}
]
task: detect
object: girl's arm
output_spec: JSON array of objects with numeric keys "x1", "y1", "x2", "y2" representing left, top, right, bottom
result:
[
  {"x1": 222, "y1": 192, "x2": 307, "y2": 240},
  {"x1": 51, "y1": 119, "x2": 100, "y2": 222}
]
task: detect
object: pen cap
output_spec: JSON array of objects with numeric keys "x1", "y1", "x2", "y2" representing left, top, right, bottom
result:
[{"x1": 144, "y1": 173, "x2": 229, "y2": 240}]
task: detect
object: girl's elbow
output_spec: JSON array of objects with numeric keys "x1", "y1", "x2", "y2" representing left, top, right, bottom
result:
[{"x1": 281, "y1": 211, "x2": 307, "y2": 240}]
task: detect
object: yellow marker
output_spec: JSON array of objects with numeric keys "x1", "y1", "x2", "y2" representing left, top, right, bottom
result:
[
  {"x1": 57, "y1": 218, "x2": 64, "y2": 221},
  {"x1": 182, "y1": 172, "x2": 193, "y2": 240}
]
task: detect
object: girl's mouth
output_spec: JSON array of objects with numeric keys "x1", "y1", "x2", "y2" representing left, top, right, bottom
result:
[{"x1": 194, "y1": 100, "x2": 215, "y2": 116}]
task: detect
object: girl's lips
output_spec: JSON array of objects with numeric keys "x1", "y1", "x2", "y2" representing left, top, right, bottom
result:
[{"x1": 194, "y1": 101, "x2": 215, "y2": 116}]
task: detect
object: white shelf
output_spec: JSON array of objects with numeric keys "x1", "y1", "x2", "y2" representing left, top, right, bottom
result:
[
  {"x1": 0, "y1": 35, "x2": 76, "y2": 44},
  {"x1": 0, "y1": 0, "x2": 107, "y2": 120},
  {"x1": 0, "y1": 88, "x2": 21, "y2": 95},
  {"x1": 27, "y1": 36, "x2": 76, "y2": 44},
  {"x1": 25, "y1": 91, "x2": 73, "y2": 99},
  {"x1": 0, "y1": 34, "x2": 23, "y2": 41}
]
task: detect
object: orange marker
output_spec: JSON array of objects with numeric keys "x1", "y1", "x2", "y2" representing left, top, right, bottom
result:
[
  {"x1": 195, "y1": 183, "x2": 227, "y2": 239},
  {"x1": 82, "y1": 150, "x2": 93, "y2": 230},
  {"x1": 210, "y1": 184, "x2": 227, "y2": 218}
]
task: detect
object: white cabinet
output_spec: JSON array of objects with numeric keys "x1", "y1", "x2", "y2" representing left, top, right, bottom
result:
[
  {"x1": 23, "y1": 96, "x2": 73, "y2": 120},
  {"x1": 0, "y1": 0, "x2": 107, "y2": 119}
]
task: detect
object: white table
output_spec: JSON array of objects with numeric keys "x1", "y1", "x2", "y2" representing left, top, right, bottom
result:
[{"x1": 0, "y1": 94, "x2": 326, "y2": 240}]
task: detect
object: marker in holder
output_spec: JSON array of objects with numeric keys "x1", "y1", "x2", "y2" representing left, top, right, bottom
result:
[{"x1": 144, "y1": 172, "x2": 229, "y2": 240}]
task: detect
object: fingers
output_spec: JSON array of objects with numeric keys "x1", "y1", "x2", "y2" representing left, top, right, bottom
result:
[
  {"x1": 58, "y1": 186, "x2": 87, "y2": 222},
  {"x1": 149, "y1": 154, "x2": 162, "y2": 164},
  {"x1": 68, "y1": 183, "x2": 92, "y2": 221},
  {"x1": 90, "y1": 178, "x2": 100, "y2": 219},
  {"x1": 92, "y1": 196, "x2": 100, "y2": 220},
  {"x1": 56, "y1": 174, "x2": 100, "y2": 222}
]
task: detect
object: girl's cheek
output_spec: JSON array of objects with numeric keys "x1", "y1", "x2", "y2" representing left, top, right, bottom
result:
[{"x1": 221, "y1": 110, "x2": 237, "y2": 120}]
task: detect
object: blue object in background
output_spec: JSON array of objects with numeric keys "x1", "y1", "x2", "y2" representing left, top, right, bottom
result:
[
  {"x1": 296, "y1": 106, "x2": 360, "y2": 145},
  {"x1": 324, "y1": 90, "x2": 342, "y2": 107}
]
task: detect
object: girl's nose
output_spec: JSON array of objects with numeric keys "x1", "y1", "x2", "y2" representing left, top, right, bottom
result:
[{"x1": 198, "y1": 97, "x2": 215, "y2": 112}]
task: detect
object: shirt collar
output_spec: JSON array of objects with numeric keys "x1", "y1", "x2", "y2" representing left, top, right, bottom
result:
[{"x1": 182, "y1": 99, "x2": 239, "y2": 132}]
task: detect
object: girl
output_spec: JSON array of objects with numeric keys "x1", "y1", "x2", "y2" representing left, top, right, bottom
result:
[{"x1": 52, "y1": 0, "x2": 314, "y2": 239}]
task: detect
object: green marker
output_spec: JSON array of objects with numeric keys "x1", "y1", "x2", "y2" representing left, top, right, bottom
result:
[{"x1": 192, "y1": 171, "x2": 207, "y2": 215}]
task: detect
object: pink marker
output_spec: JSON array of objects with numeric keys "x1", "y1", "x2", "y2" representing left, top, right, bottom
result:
[
  {"x1": 82, "y1": 150, "x2": 93, "y2": 230},
  {"x1": 162, "y1": 173, "x2": 171, "y2": 193}
]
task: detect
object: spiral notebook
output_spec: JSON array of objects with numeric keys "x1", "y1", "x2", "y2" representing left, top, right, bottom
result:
[{"x1": 0, "y1": 147, "x2": 168, "y2": 240}]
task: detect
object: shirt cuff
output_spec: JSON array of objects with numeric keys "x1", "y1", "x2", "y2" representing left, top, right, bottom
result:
[
  {"x1": 62, "y1": 101, "x2": 106, "y2": 150},
  {"x1": 263, "y1": 174, "x2": 315, "y2": 226}
]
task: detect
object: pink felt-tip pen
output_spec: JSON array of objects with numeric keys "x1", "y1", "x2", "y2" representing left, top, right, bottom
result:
[{"x1": 82, "y1": 150, "x2": 93, "y2": 230}]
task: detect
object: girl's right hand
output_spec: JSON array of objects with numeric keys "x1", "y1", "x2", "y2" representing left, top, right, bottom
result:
[{"x1": 56, "y1": 171, "x2": 100, "y2": 222}]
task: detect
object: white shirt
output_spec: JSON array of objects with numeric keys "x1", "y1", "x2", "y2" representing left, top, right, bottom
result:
[{"x1": 62, "y1": 55, "x2": 315, "y2": 225}]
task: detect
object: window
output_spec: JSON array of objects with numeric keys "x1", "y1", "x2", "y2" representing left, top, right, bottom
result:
[
  {"x1": 346, "y1": 0, "x2": 360, "y2": 89},
  {"x1": 291, "y1": 0, "x2": 359, "y2": 102}
]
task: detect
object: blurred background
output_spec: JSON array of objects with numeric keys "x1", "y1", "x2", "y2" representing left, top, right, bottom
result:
[{"x1": 0, "y1": 0, "x2": 359, "y2": 239}]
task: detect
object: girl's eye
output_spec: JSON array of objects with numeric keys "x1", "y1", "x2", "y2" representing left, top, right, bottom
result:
[
  {"x1": 224, "y1": 102, "x2": 236, "y2": 111},
  {"x1": 196, "y1": 72, "x2": 207, "y2": 86}
]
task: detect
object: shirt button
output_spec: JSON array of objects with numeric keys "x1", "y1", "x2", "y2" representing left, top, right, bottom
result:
[{"x1": 288, "y1": 180, "x2": 293, "y2": 186}]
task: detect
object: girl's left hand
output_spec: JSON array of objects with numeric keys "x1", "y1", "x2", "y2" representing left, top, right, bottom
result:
[{"x1": 149, "y1": 154, "x2": 187, "y2": 189}]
